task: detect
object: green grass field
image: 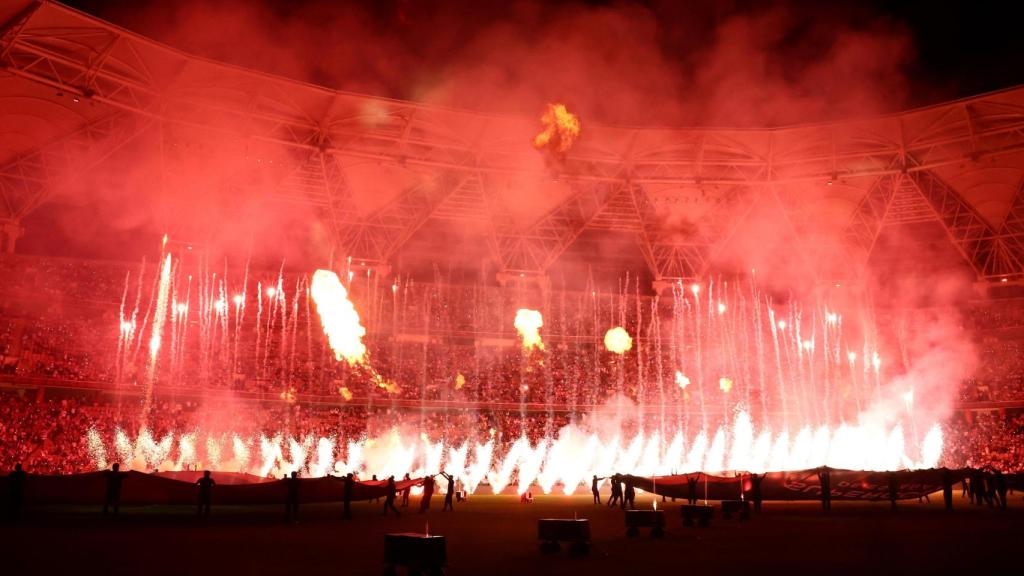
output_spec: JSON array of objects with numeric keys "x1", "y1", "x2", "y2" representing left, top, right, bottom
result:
[{"x1": 3, "y1": 493, "x2": 1021, "y2": 575}]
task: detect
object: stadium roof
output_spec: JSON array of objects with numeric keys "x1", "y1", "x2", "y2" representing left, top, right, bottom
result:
[{"x1": 2, "y1": 0, "x2": 1024, "y2": 284}]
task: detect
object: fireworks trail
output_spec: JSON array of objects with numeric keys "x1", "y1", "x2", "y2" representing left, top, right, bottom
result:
[{"x1": 142, "y1": 253, "x2": 173, "y2": 420}]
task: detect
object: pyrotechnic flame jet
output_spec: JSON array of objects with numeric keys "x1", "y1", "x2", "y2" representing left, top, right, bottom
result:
[
  {"x1": 310, "y1": 269, "x2": 367, "y2": 365},
  {"x1": 514, "y1": 309, "x2": 545, "y2": 351},
  {"x1": 310, "y1": 269, "x2": 399, "y2": 395}
]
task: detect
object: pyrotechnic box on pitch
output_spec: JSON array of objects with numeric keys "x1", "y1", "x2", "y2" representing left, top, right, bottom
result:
[
  {"x1": 681, "y1": 504, "x2": 714, "y2": 527},
  {"x1": 538, "y1": 519, "x2": 591, "y2": 555},
  {"x1": 721, "y1": 499, "x2": 750, "y2": 520},
  {"x1": 625, "y1": 510, "x2": 665, "y2": 538},
  {"x1": 384, "y1": 533, "x2": 446, "y2": 571},
  {"x1": 538, "y1": 518, "x2": 591, "y2": 542}
]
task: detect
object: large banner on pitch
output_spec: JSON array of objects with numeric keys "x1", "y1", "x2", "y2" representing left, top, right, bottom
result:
[
  {"x1": 0, "y1": 471, "x2": 425, "y2": 507},
  {"x1": 627, "y1": 468, "x2": 972, "y2": 501}
]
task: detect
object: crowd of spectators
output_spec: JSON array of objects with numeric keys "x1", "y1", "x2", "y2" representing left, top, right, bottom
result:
[
  {"x1": 942, "y1": 411, "x2": 1024, "y2": 472},
  {"x1": 2, "y1": 253, "x2": 1024, "y2": 474}
]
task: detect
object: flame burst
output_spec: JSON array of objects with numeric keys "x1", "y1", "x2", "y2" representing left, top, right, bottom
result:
[
  {"x1": 675, "y1": 371, "x2": 690, "y2": 389},
  {"x1": 310, "y1": 269, "x2": 367, "y2": 365},
  {"x1": 514, "y1": 309, "x2": 545, "y2": 351},
  {"x1": 85, "y1": 407, "x2": 943, "y2": 488},
  {"x1": 455, "y1": 373, "x2": 466, "y2": 390},
  {"x1": 532, "y1": 103, "x2": 580, "y2": 156},
  {"x1": 373, "y1": 373, "x2": 400, "y2": 394},
  {"x1": 603, "y1": 326, "x2": 633, "y2": 354},
  {"x1": 719, "y1": 377, "x2": 734, "y2": 393}
]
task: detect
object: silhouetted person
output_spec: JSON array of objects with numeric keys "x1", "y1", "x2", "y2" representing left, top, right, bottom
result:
[
  {"x1": 285, "y1": 471, "x2": 300, "y2": 521},
  {"x1": 441, "y1": 472, "x2": 455, "y2": 512},
  {"x1": 817, "y1": 468, "x2": 831, "y2": 512},
  {"x1": 196, "y1": 470, "x2": 215, "y2": 518},
  {"x1": 887, "y1": 472, "x2": 899, "y2": 512},
  {"x1": 8, "y1": 463, "x2": 26, "y2": 520},
  {"x1": 961, "y1": 478, "x2": 968, "y2": 499},
  {"x1": 382, "y1": 476, "x2": 401, "y2": 517},
  {"x1": 401, "y1": 473, "x2": 411, "y2": 507},
  {"x1": 607, "y1": 474, "x2": 622, "y2": 507},
  {"x1": 942, "y1": 469, "x2": 954, "y2": 512},
  {"x1": 984, "y1": 472, "x2": 997, "y2": 508},
  {"x1": 623, "y1": 478, "x2": 636, "y2": 510},
  {"x1": 970, "y1": 469, "x2": 986, "y2": 506},
  {"x1": 750, "y1": 473, "x2": 765, "y2": 513},
  {"x1": 419, "y1": 475, "x2": 435, "y2": 513},
  {"x1": 687, "y1": 474, "x2": 701, "y2": 505},
  {"x1": 371, "y1": 475, "x2": 380, "y2": 504},
  {"x1": 103, "y1": 463, "x2": 126, "y2": 517},
  {"x1": 591, "y1": 475, "x2": 602, "y2": 505},
  {"x1": 342, "y1": 473, "x2": 354, "y2": 519},
  {"x1": 994, "y1": 470, "x2": 1008, "y2": 510}
]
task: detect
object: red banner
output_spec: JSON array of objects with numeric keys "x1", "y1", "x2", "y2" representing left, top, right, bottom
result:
[
  {"x1": 627, "y1": 468, "x2": 972, "y2": 501},
  {"x1": 1, "y1": 470, "x2": 425, "y2": 506}
]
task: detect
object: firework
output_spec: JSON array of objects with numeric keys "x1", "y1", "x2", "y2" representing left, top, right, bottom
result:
[
  {"x1": 675, "y1": 371, "x2": 690, "y2": 389},
  {"x1": 532, "y1": 103, "x2": 581, "y2": 155},
  {"x1": 603, "y1": 326, "x2": 633, "y2": 354},
  {"x1": 310, "y1": 269, "x2": 367, "y2": 365},
  {"x1": 514, "y1": 309, "x2": 545, "y2": 351}
]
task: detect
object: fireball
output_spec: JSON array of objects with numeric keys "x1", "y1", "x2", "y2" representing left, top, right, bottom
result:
[
  {"x1": 532, "y1": 103, "x2": 580, "y2": 156},
  {"x1": 514, "y1": 309, "x2": 545, "y2": 351},
  {"x1": 604, "y1": 327, "x2": 633, "y2": 354},
  {"x1": 675, "y1": 371, "x2": 690, "y2": 389}
]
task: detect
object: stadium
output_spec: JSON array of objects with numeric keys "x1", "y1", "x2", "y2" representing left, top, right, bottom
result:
[{"x1": 1, "y1": 1, "x2": 1022, "y2": 574}]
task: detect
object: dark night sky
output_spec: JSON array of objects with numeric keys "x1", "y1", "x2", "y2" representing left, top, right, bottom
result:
[{"x1": 59, "y1": 0, "x2": 1024, "y2": 123}]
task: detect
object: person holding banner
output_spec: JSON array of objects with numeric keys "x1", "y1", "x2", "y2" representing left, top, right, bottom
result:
[
  {"x1": 7, "y1": 463, "x2": 27, "y2": 521},
  {"x1": 687, "y1": 473, "x2": 701, "y2": 505},
  {"x1": 623, "y1": 477, "x2": 636, "y2": 510},
  {"x1": 419, "y1": 475, "x2": 435, "y2": 513},
  {"x1": 342, "y1": 473, "x2": 354, "y2": 519},
  {"x1": 607, "y1": 474, "x2": 622, "y2": 508},
  {"x1": 382, "y1": 476, "x2": 401, "y2": 517},
  {"x1": 401, "y1": 473, "x2": 412, "y2": 508},
  {"x1": 285, "y1": 471, "x2": 300, "y2": 522},
  {"x1": 887, "y1": 472, "x2": 899, "y2": 512},
  {"x1": 196, "y1": 470, "x2": 215, "y2": 518},
  {"x1": 942, "y1": 468, "x2": 954, "y2": 512},
  {"x1": 103, "y1": 463, "x2": 126, "y2": 517},
  {"x1": 750, "y1": 473, "x2": 766, "y2": 513},
  {"x1": 440, "y1": 472, "x2": 456, "y2": 512},
  {"x1": 817, "y1": 468, "x2": 832, "y2": 513}
]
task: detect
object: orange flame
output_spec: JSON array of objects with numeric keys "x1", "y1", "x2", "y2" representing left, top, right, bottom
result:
[
  {"x1": 532, "y1": 103, "x2": 580, "y2": 155},
  {"x1": 310, "y1": 269, "x2": 367, "y2": 365},
  {"x1": 514, "y1": 309, "x2": 545, "y2": 351},
  {"x1": 374, "y1": 373, "x2": 400, "y2": 395},
  {"x1": 603, "y1": 326, "x2": 633, "y2": 354}
]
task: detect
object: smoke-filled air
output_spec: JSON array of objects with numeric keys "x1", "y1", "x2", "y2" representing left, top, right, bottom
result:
[{"x1": 1, "y1": 0, "x2": 1020, "y2": 501}]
